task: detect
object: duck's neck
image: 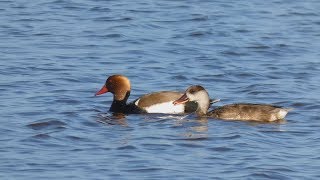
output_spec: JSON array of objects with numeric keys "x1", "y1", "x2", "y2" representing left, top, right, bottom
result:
[
  {"x1": 110, "y1": 91, "x2": 130, "y2": 113},
  {"x1": 195, "y1": 92, "x2": 210, "y2": 116}
]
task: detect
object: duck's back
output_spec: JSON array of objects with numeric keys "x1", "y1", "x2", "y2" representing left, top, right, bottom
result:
[
  {"x1": 209, "y1": 103, "x2": 291, "y2": 121},
  {"x1": 133, "y1": 91, "x2": 198, "y2": 114}
]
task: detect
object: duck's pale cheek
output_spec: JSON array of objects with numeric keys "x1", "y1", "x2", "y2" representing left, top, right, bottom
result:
[{"x1": 143, "y1": 101, "x2": 185, "y2": 114}]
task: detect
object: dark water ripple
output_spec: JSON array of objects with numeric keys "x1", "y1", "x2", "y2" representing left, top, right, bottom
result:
[{"x1": 1, "y1": 0, "x2": 320, "y2": 179}]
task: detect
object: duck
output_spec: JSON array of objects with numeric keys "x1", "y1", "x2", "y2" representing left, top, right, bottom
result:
[
  {"x1": 95, "y1": 75, "x2": 203, "y2": 114},
  {"x1": 173, "y1": 85, "x2": 292, "y2": 122}
]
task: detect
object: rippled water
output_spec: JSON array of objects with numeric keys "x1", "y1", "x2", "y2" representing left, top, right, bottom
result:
[{"x1": 1, "y1": 0, "x2": 320, "y2": 179}]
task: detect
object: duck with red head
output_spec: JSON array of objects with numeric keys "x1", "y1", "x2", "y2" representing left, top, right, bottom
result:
[
  {"x1": 174, "y1": 85, "x2": 292, "y2": 122},
  {"x1": 95, "y1": 75, "x2": 200, "y2": 114}
]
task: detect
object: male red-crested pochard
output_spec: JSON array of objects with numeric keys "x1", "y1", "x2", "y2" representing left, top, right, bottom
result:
[
  {"x1": 173, "y1": 85, "x2": 292, "y2": 122},
  {"x1": 95, "y1": 75, "x2": 200, "y2": 114}
]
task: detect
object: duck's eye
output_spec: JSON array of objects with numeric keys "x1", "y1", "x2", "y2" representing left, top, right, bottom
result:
[{"x1": 189, "y1": 89, "x2": 195, "y2": 94}]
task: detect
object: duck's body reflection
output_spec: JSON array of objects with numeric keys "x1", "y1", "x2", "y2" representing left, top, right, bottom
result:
[
  {"x1": 97, "y1": 112, "x2": 128, "y2": 126},
  {"x1": 96, "y1": 112, "x2": 210, "y2": 140}
]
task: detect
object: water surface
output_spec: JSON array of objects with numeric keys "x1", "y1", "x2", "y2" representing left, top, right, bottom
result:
[{"x1": 1, "y1": 0, "x2": 320, "y2": 179}]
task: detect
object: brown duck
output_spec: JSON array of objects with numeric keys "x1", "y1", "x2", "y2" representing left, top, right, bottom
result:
[
  {"x1": 173, "y1": 85, "x2": 292, "y2": 122},
  {"x1": 95, "y1": 75, "x2": 202, "y2": 114}
]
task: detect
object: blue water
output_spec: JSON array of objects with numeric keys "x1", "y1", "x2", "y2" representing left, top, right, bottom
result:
[{"x1": 1, "y1": 0, "x2": 320, "y2": 179}]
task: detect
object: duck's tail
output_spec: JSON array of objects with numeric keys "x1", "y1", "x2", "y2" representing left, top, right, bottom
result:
[
  {"x1": 284, "y1": 108, "x2": 294, "y2": 112},
  {"x1": 276, "y1": 108, "x2": 293, "y2": 119}
]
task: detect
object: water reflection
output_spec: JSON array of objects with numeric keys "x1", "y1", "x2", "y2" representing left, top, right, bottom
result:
[
  {"x1": 96, "y1": 112, "x2": 128, "y2": 126},
  {"x1": 96, "y1": 112, "x2": 210, "y2": 140},
  {"x1": 191, "y1": 117, "x2": 209, "y2": 132},
  {"x1": 182, "y1": 117, "x2": 209, "y2": 140},
  {"x1": 171, "y1": 115, "x2": 209, "y2": 140},
  {"x1": 246, "y1": 118, "x2": 287, "y2": 127},
  {"x1": 96, "y1": 111, "x2": 288, "y2": 140}
]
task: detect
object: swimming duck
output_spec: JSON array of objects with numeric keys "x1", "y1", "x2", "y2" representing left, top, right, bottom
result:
[
  {"x1": 173, "y1": 85, "x2": 292, "y2": 122},
  {"x1": 95, "y1": 75, "x2": 201, "y2": 114}
]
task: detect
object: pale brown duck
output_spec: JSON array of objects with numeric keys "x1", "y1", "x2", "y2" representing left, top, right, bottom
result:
[{"x1": 173, "y1": 85, "x2": 292, "y2": 122}]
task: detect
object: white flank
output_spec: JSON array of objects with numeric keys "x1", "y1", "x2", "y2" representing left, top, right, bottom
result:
[
  {"x1": 134, "y1": 99, "x2": 140, "y2": 105},
  {"x1": 144, "y1": 101, "x2": 185, "y2": 114}
]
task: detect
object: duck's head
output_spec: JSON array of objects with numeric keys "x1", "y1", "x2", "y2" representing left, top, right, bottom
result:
[
  {"x1": 173, "y1": 85, "x2": 210, "y2": 115},
  {"x1": 95, "y1": 75, "x2": 131, "y2": 101}
]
